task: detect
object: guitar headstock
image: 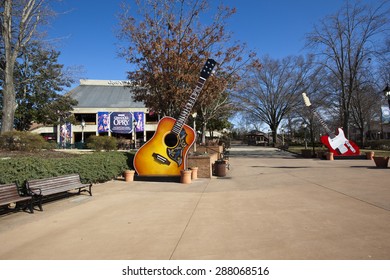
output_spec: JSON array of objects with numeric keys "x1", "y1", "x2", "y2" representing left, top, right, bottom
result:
[
  {"x1": 302, "y1": 92, "x2": 312, "y2": 107},
  {"x1": 200, "y1": 59, "x2": 217, "y2": 79}
]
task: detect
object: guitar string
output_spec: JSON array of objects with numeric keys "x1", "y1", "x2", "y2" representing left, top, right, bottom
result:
[
  {"x1": 172, "y1": 78, "x2": 206, "y2": 135},
  {"x1": 309, "y1": 106, "x2": 334, "y2": 137},
  {"x1": 309, "y1": 106, "x2": 357, "y2": 153}
]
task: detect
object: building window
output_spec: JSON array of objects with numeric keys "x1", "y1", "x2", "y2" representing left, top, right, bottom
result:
[{"x1": 74, "y1": 113, "x2": 96, "y2": 124}]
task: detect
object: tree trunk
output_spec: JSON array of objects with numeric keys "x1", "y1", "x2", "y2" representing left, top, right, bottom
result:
[
  {"x1": 1, "y1": 0, "x2": 17, "y2": 133},
  {"x1": 201, "y1": 122, "x2": 207, "y2": 144},
  {"x1": 1, "y1": 0, "x2": 44, "y2": 133},
  {"x1": 272, "y1": 130, "x2": 277, "y2": 147},
  {"x1": 1, "y1": 58, "x2": 17, "y2": 133},
  {"x1": 359, "y1": 128, "x2": 365, "y2": 147}
]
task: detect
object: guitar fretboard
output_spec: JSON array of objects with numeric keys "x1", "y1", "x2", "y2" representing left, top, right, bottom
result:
[
  {"x1": 171, "y1": 77, "x2": 207, "y2": 135},
  {"x1": 309, "y1": 107, "x2": 335, "y2": 138}
]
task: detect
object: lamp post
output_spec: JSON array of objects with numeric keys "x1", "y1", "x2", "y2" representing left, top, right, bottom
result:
[
  {"x1": 267, "y1": 129, "x2": 271, "y2": 146},
  {"x1": 303, "y1": 123, "x2": 308, "y2": 149},
  {"x1": 281, "y1": 128, "x2": 285, "y2": 146},
  {"x1": 81, "y1": 119, "x2": 86, "y2": 144},
  {"x1": 192, "y1": 112, "x2": 197, "y2": 152},
  {"x1": 133, "y1": 119, "x2": 137, "y2": 149},
  {"x1": 383, "y1": 83, "x2": 390, "y2": 109}
]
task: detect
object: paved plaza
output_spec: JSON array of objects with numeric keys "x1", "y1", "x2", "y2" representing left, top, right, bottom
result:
[{"x1": 0, "y1": 145, "x2": 389, "y2": 260}]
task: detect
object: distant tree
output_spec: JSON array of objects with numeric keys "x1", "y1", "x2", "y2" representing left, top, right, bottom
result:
[
  {"x1": 305, "y1": 0, "x2": 390, "y2": 138},
  {"x1": 235, "y1": 55, "x2": 316, "y2": 145},
  {"x1": 40, "y1": 95, "x2": 78, "y2": 126},
  {"x1": 350, "y1": 80, "x2": 381, "y2": 145},
  {"x1": 197, "y1": 80, "x2": 237, "y2": 143},
  {"x1": 118, "y1": 0, "x2": 255, "y2": 143},
  {"x1": 13, "y1": 42, "x2": 74, "y2": 130},
  {"x1": 206, "y1": 117, "x2": 232, "y2": 139},
  {"x1": 0, "y1": 0, "x2": 54, "y2": 133}
]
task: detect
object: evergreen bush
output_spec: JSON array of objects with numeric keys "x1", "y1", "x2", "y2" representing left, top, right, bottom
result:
[
  {"x1": 87, "y1": 135, "x2": 118, "y2": 151},
  {"x1": 0, "y1": 151, "x2": 132, "y2": 186},
  {"x1": 365, "y1": 140, "x2": 390, "y2": 150},
  {"x1": 0, "y1": 131, "x2": 47, "y2": 151}
]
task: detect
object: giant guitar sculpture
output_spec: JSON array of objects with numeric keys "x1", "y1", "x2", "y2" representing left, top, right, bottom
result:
[
  {"x1": 302, "y1": 92, "x2": 360, "y2": 156},
  {"x1": 134, "y1": 59, "x2": 217, "y2": 176}
]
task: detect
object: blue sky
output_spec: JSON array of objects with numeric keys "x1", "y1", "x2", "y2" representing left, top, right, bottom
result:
[{"x1": 48, "y1": 0, "x2": 375, "y2": 86}]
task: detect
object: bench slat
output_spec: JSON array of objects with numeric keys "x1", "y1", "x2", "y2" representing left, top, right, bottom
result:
[
  {"x1": 26, "y1": 174, "x2": 92, "y2": 211},
  {"x1": 0, "y1": 183, "x2": 34, "y2": 213},
  {"x1": 30, "y1": 184, "x2": 90, "y2": 195}
]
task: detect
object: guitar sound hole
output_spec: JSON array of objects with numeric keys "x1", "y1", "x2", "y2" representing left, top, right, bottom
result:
[{"x1": 164, "y1": 133, "x2": 179, "y2": 148}]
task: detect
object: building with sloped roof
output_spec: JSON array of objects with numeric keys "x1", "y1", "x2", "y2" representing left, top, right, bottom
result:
[{"x1": 32, "y1": 79, "x2": 159, "y2": 148}]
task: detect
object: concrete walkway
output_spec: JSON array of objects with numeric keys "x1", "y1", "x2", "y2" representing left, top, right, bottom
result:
[{"x1": 1, "y1": 145, "x2": 389, "y2": 260}]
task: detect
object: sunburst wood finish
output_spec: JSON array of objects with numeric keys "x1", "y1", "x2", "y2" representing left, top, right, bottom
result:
[{"x1": 134, "y1": 59, "x2": 217, "y2": 176}]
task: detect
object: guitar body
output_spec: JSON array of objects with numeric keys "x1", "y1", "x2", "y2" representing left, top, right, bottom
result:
[
  {"x1": 133, "y1": 59, "x2": 216, "y2": 177},
  {"x1": 320, "y1": 128, "x2": 360, "y2": 156},
  {"x1": 133, "y1": 117, "x2": 195, "y2": 176},
  {"x1": 302, "y1": 93, "x2": 361, "y2": 157}
]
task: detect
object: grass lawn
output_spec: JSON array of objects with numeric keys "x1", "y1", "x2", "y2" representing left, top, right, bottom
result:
[{"x1": 287, "y1": 146, "x2": 390, "y2": 157}]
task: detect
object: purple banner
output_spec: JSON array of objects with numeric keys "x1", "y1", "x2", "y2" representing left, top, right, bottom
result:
[
  {"x1": 97, "y1": 112, "x2": 110, "y2": 133},
  {"x1": 60, "y1": 122, "x2": 71, "y2": 145},
  {"x1": 133, "y1": 112, "x2": 144, "y2": 132},
  {"x1": 97, "y1": 112, "x2": 144, "y2": 134},
  {"x1": 110, "y1": 112, "x2": 133, "y2": 134}
]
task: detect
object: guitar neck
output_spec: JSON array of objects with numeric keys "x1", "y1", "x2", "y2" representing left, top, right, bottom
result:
[
  {"x1": 309, "y1": 107, "x2": 335, "y2": 138},
  {"x1": 171, "y1": 77, "x2": 206, "y2": 135}
]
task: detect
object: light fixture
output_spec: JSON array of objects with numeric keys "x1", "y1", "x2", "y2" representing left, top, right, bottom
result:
[{"x1": 383, "y1": 84, "x2": 390, "y2": 109}]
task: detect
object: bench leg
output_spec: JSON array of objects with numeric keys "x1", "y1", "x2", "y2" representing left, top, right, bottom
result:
[
  {"x1": 34, "y1": 195, "x2": 43, "y2": 211},
  {"x1": 78, "y1": 185, "x2": 92, "y2": 196},
  {"x1": 88, "y1": 185, "x2": 92, "y2": 196},
  {"x1": 27, "y1": 199, "x2": 34, "y2": 213},
  {"x1": 20, "y1": 199, "x2": 34, "y2": 214}
]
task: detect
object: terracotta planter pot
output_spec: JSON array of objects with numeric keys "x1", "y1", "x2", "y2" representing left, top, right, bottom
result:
[
  {"x1": 316, "y1": 151, "x2": 325, "y2": 159},
  {"x1": 301, "y1": 149, "x2": 312, "y2": 158},
  {"x1": 190, "y1": 167, "x2": 198, "y2": 180},
  {"x1": 180, "y1": 170, "x2": 192, "y2": 184},
  {"x1": 326, "y1": 152, "x2": 334, "y2": 160},
  {"x1": 373, "y1": 156, "x2": 389, "y2": 168},
  {"x1": 366, "y1": 151, "x2": 374, "y2": 160},
  {"x1": 124, "y1": 170, "x2": 135, "y2": 182}
]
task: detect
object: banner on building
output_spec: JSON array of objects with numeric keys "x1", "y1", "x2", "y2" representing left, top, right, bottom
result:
[
  {"x1": 60, "y1": 122, "x2": 72, "y2": 146},
  {"x1": 97, "y1": 112, "x2": 144, "y2": 134},
  {"x1": 110, "y1": 112, "x2": 133, "y2": 134},
  {"x1": 97, "y1": 112, "x2": 110, "y2": 133},
  {"x1": 133, "y1": 112, "x2": 144, "y2": 132},
  {"x1": 382, "y1": 106, "x2": 390, "y2": 124}
]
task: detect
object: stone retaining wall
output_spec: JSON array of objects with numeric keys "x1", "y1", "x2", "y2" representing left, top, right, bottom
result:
[{"x1": 188, "y1": 153, "x2": 219, "y2": 178}]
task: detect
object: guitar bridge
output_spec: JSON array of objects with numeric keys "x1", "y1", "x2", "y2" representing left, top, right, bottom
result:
[{"x1": 152, "y1": 153, "x2": 171, "y2": 166}]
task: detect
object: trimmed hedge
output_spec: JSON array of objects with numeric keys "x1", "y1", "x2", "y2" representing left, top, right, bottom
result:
[
  {"x1": 0, "y1": 151, "x2": 134, "y2": 186},
  {"x1": 86, "y1": 135, "x2": 118, "y2": 151},
  {"x1": 364, "y1": 140, "x2": 390, "y2": 150},
  {"x1": 0, "y1": 131, "x2": 47, "y2": 151}
]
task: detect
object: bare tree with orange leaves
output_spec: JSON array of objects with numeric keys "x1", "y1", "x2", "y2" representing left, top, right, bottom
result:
[{"x1": 117, "y1": 0, "x2": 257, "y2": 143}]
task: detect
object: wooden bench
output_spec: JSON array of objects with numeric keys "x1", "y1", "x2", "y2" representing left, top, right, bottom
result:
[
  {"x1": 26, "y1": 174, "x2": 92, "y2": 211},
  {"x1": 0, "y1": 183, "x2": 34, "y2": 213}
]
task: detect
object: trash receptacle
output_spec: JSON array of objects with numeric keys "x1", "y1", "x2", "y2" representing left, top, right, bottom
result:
[{"x1": 214, "y1": 160, "x2": 227, "y2": 177}]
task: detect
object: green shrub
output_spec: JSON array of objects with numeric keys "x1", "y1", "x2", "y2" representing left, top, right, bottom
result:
[
  {"x1": 87, "y1": 135, "x2": 118, "y2": 151},
  {"x1": 0, "y1": 151, "x2": 132, "y2": 186},
  {"x1": 0, "y1": 131, "x2": 47, "y2": 151},
  {"x1": 365, "y1": 140, "x2": 390, "y2": 150}
]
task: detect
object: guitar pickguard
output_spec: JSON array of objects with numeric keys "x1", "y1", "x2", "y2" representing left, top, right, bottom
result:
[{"x1": 167, "y1": 129, "x2": 188, "y2": 166}]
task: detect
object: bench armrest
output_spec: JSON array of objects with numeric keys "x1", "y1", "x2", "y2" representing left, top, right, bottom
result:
[{"x1": 26, "y1": 187, "x2": 42, "y2": 196}]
